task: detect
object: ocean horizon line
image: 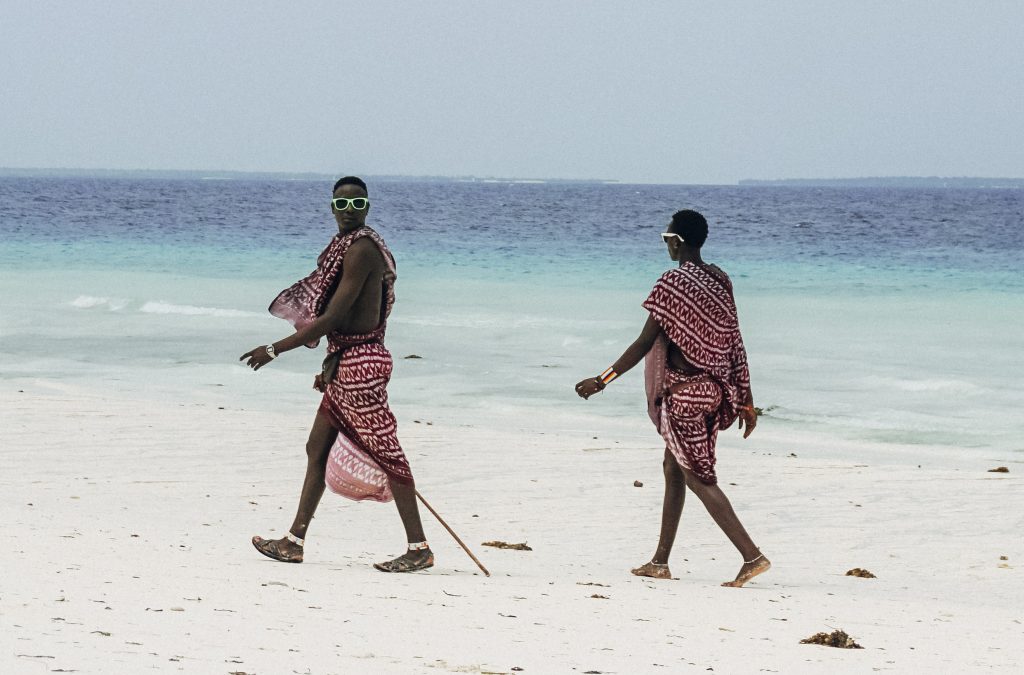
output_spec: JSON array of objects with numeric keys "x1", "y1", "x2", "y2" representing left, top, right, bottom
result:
[
  {"x1": 0, "y1": 166, "x2": 625, "y2": 185},
  {"x1": 4, "y1": 166, "x2": 1024, "y2": 189}
]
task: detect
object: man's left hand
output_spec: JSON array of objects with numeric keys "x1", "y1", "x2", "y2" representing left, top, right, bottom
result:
[{"x1": 240, "y1": 346, "x2": 274, "y2": 371}]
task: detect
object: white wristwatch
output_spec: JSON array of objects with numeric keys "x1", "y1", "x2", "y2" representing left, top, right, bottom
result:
[{"x1": 265, "y1": 344, "x2": 277, "y2": 360}]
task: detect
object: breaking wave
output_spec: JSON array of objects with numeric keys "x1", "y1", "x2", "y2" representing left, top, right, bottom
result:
[
  {"x1": 71, "y1": 295, "x2": 129, "y2": 311},
  {"x1": 138, "y1": 301, "x2": 262, "y2": 318},
  {"x1": 71, "y1": 295, "x2": 263, "y2": 318}
]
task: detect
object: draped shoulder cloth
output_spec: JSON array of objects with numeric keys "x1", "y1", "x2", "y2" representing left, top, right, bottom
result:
[{"x1": 642, "y1": 262, "x2": 752, "y2": 430}]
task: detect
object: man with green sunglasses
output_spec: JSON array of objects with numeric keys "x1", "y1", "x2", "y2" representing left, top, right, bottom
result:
[{"x1": 242, "y1": 176, "x2": 434, "y2": 573}]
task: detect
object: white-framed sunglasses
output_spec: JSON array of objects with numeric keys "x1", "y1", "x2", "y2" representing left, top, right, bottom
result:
[{"x1": 661, "y1": 232, "x2": 685, "y2": 244}]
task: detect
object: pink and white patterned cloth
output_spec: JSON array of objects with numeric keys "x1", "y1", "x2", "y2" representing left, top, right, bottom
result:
[
  {"x1": 642, "y1": 262, "x2": 752, "y2": 484},
  {"x1": 269, "y1": 226, "x2": 411, "y2": 502}
]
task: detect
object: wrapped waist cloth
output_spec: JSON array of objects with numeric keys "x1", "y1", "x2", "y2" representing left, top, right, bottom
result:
[
  {"x1": 321, "y1": 342, "x2": 413, "y2": 502},
  {"x1": 658, "y1": 367, "x2": 724, "y2": 485}
]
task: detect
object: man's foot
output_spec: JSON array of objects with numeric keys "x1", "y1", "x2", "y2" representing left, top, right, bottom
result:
[
  {"x1": 631, "y1": 561, "x2": 672, "y2": 579},
  {"x1": 373, "y1": 548, "x2": 434, "y2": 573},
  {"x1": 722, "y1": 554, "x2": 770, "y2": 587},
  {"x1": 251, "y1": 535, "x2": 303, "y2": 563}
]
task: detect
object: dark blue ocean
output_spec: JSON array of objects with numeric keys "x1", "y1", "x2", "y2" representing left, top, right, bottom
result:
[
  {"x1": 2, "y1": 176, "x2": 1022, "y2": 456},
  {"x1": 3, "y1": 177, "x2": 1022, "y2": 288}
]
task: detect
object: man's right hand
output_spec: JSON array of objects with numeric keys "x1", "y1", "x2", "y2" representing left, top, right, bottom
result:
[
  {"x1": 313, "y1": 374, "x2": 326, "y2": 393},
  {"x1": 575, "y1": 377, "x2": 605, "y2": 400},
  {"x1": 738, "y1": 406, "x2": 758, "y2": 438},
  {"x1": 240, "y1": 345, "x2": 274, "y2": 371}
]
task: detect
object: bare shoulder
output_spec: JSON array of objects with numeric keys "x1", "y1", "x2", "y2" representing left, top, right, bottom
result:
[{"x1": 346, "y1": 236, "x2": 386, "y2": 265}]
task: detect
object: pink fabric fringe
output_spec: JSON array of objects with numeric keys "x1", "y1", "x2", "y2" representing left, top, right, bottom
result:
[{"x1": 325, "y1": 432, "x2": 394, "y2": 503}]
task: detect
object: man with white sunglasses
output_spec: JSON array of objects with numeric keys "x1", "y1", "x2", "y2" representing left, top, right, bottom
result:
[{"x1": 575, "y1": 209, "x2": 768, "y2": 587}]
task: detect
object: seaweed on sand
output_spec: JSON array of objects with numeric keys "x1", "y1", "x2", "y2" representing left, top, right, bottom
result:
[
  {"x1": 482, "y1": 540, "x2": 532, "y2": 551},
  {"x1": 800, "y1": 630, "x2": 863, "y2": 649}
]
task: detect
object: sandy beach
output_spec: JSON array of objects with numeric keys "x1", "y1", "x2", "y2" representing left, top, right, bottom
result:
[
  {"x1": 3, "y1": 375, "x2": 1021, "y2": 674},
  {"x1": 5, "y1": 0, "x2": 1024, "y2": 671}
]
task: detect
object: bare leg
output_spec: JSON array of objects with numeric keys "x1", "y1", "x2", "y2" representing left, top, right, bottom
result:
[
  {"x1": 252, "y1": 410, "x2": 337, "y2": 563},
  {"x1": 632, "y1": 450, "x2": 686, "y2": 579},
  {"x1": 653, "y1": 449, "x2": 687, "y2": 564},
  {"x1": 681, "y1": 468, "x2": 770, "y2": 586},
  {"x1": 288, "y1": 411, "x2": 338, "y2": 537},
  {"x1": 390, "y1": 479, "x2": 426, "y2": 543},
  {"x1": 373, "y1": 478, "x2": 433, "y2": 572}
]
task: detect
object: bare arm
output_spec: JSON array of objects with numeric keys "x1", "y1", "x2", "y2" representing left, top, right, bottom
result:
[
  {"x1": 240, "y1": 238, "x2": 381, "y2": 370},
  {"x1": 575, "y1": 315, "x2": 662, "y2": 399}
]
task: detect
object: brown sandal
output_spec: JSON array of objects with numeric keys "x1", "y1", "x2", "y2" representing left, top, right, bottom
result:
[
  {"x1": 373, "y1": 544, "x2": 434, "y2": 573},
  {"x1": 251, "y1": 535, "x2": 303, "y2": 563}
]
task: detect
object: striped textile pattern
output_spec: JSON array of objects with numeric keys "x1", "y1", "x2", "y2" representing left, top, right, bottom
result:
[
  {"x1": 268, "y1": 226, "x2": 412, "y2": 501},
  {"x1": 642, "y1": 262, "x2": 751, "y2": 429},
  {"x1": 322, "y1": 342, "x2": 412, "y2": 500},
  {"x1": 660, "y1": 371, "x2": 723, "y2": 484},
  {"x1": 642, "y1": 262, "x2": 753, "y2": 484},
  {"x1": 268, "y1": 226, "x2": 397, "y2": 348}
]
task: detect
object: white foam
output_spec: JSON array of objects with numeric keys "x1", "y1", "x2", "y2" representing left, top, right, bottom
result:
[
  {"x1": 138, "y1": 301, "x2": 263, "y2": 318},
  {"x1": 862, "y1": 375, "x2": 984, "y2": 396},
  {"x1": 394, "y1": 315, "x2": 560, "y2": 329},
  {"x1": 71, "y1": 295, "x2": 128, "y2": 311}
]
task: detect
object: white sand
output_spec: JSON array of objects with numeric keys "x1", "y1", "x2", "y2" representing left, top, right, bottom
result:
[{"x1": 2, "y1": 378, "x2": 1022, "y2": 674}]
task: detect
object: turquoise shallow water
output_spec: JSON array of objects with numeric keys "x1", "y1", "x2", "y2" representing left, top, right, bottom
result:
[{"x1": 2, "y1": 177, "x2": 1022, "y2": 455}]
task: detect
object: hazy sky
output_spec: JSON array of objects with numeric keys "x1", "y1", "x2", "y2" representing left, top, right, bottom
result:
[{"x1": 2, "y1": 2, "x2": 1022, "y2": 184}]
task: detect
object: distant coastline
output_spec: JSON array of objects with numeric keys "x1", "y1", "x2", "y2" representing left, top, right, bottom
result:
[{"x1": 738, "y1": 176, "x2": 1024, "y2": 188}]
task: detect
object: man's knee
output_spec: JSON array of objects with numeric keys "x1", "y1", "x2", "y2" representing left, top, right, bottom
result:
[
  {"x1": 681, "y1": 470, "x2": 706, "y2": 493},
  {"x1": 305, "y1": 437, "x2": 331, "y2": 463}
]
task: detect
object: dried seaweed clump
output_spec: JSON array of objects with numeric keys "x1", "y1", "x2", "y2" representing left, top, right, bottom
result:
[
  {"x1": 800, "y1": 630, "x2": 863, "y2": 649},
  {"x1": 482, "y1": 540, "x2": 532, "y2": 551},
  {"x1": 845, "y1": 568, "x2": 876, "y2": 578}
]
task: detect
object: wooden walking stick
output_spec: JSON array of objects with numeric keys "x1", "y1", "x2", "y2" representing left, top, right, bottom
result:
[{"x1": 416, "y1": 490, "x2": 490, "y2": 577}]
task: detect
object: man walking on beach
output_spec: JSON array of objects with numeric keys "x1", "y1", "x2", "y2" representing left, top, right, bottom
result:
[
  {"x1": 575, "y1": 209, "x2": 769, "y2": 587},
  {"x1": 241, "y1": 176, "x2": 433, "y2": 573}
]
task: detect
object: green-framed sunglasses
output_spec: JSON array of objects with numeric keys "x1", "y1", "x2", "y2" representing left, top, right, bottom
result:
[{"x1": 331, "y1": 197, "x2": 370, "y2": 211}]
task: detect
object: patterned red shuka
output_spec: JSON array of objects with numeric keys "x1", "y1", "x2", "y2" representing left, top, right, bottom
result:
[
  {"x1": 269, "y1": 226, "x2": 411, "y2": 502},
  {"x1": 642, "y1": 262, "x2": 752, "y2": 484}
]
